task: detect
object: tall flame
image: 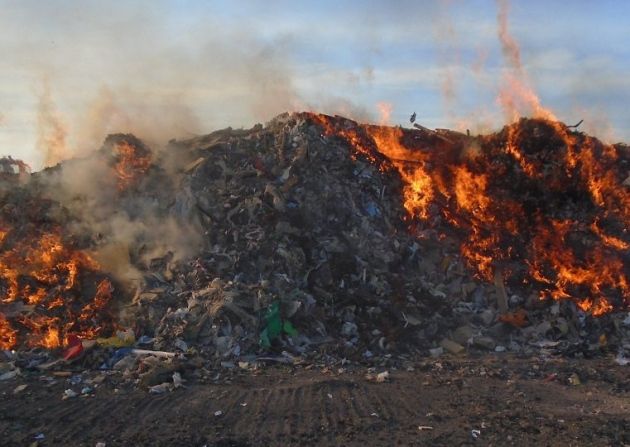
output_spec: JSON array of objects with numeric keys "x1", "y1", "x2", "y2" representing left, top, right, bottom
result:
[
  {"x1": 496, "y1": 0, "x2": 556, "y2": 123},
  {"x1": 308, "y1": 112, "x2": 630, "y2": 316}
]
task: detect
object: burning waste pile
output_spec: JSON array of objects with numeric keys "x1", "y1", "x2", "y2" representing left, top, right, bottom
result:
[{"x1": 1, "y1": 112, "x2": 630, "y2": 389}]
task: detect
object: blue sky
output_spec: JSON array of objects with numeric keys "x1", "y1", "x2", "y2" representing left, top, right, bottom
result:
[{"x1": 1, "y1": 0, "x2": 629, "y2": 168}]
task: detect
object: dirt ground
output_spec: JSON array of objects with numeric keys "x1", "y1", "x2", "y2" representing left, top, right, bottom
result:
[{"x1": 1, "y1": 355, "x2": 628, "y2": 447}]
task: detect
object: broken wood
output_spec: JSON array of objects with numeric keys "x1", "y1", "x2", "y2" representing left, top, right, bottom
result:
[
  {"x1": 493, "y1": 270, "x2": 509, "y2": 314},
  {"x1": 131, "y1": 349, "x2": 177, "y2": 358},
  {"x1": 413, "y1": 123, "x2": 455, "y2": 144}
]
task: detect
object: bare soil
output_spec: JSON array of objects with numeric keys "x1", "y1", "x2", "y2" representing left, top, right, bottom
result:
[{"x1": 1, "y1": 355, "x2": 628, "y2": 447}]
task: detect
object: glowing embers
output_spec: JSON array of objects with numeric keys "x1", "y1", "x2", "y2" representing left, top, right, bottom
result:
[
  {"x1": 0, "y1": 227, "x2": 114, "y2": 349},
  {"x1": 113, "y1": 140, "x2": 152, "y2": 191},
  {"x1": 308, "y1": 113, "x2": 630, "y2": 315},
  {"x1": 0, "y1": 313, "x2": 17, "y2": 350},
  {"x1": 529, "y1": 218, "x2": 625, "y2": 316}
]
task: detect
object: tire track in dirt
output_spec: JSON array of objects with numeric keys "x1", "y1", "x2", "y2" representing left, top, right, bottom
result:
[
  {"x1": 2, "y1": 360, "x2": 628, "y2": 447},
  {"x1": 279, "y1": 386, "x2": 295, "y2": 441},
  {"x1": 229, "y1": 389, "x2": 256, "y2": 435},
  {"x1": 262, "y1": 385, "x2": 285, "y2": 442},
  {"x1": 337, "y1": 385, "x2": 361, "y2": 428},
  {"x1": 49, "y1": 398, "x2": 112, "y2": 440},
  {"x1": 220, "y1": 378, "x2": 381, "y2": 445},
  {"x1": 287, "y1": 384, "x2": 304, "y2": 442},
  {"x1": 314, "y1": 383, "x2": 333, "y2": 443},
  {"x1": 248, "y1": 388, "x2": 273, "y2": 442},
  {"x1": 368, "y1": 385, "x2": 395, "y2": 420}
]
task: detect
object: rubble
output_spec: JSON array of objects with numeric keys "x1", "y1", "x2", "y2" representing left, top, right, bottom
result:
[
  {"x1": 365, "y1": 370, "x2": 390, "y2": 383},
  {"x1": 0, "y1": 112, "x2": 629, "y2": 388},
  {"x1": 440, "y1": 339, "x2": 465, "y2": 355},
  {"x1": 472, "y1": 336, "x2": 496, "y2": 350}
]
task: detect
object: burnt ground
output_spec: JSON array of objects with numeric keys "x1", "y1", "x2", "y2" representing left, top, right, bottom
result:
[{"x1": 1, "y1": 355, "x2": 628, "y2": 447}]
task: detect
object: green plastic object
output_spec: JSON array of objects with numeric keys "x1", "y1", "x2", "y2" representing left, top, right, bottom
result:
[{"x1": 259, "y1": 301, "x2": 298, "y2": 348}]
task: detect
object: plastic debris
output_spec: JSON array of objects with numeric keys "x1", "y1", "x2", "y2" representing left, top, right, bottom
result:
[
  {"x1": 97, "y1": 329, "x2": 136, "y2": 348},
  {"x1": 0, "y1": 112, "x2": 627, "y2": 406},
  {"x1": 172, "y1": 372, "x2": 184, "y2": 388},
  {"x1": 149, "y1": 383, "x2": 172, "y2": 394},
  {"x1": 365, "y1": 370, "x2": 390, "y2": 383},
  {"x1": 259, "y1": 301, "x2": 297, "y2": 348},
  {"x1": 376, "y1": 371, "x2": 390, "y2": 383},
  {"x1": 568, "y1": 373, "x2": 581, "y2": 386},
  {"x1": 62, "y1": 335, "x2": 84, "y2": 361},
  {"x1": 63, "y1": 389, "x2": 78, "y2": 399},
  {"x1": 13, "y1": 384, "x2": 27, "y2": 394},
  {"x1": 0, "y1": 370, "x2": 18, "y2": 381},
  {"x1": 81, "y1": 386, "x2": 94, "y2": 395}
]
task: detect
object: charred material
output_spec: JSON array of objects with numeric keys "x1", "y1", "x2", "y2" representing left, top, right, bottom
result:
[{"x1": 0, "y1": 113, "x2": 629, "y2": 365}]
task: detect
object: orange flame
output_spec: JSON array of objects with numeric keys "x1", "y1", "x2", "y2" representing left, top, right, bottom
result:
[
  {"x1": 113, "y1": 141, "x2": 151, "y2": 191},
  {"x1": 0, "y1": 226, "x2": 114, "y2": 349},
  {"x1": 496, "y1": 0, "x2": 557, "y2": 123},
  {"x1": 0, "y1": 313, "x2": 17, "y2": 350},
  {"x1": 376, "y1": 102, "x2": 393, "y2": 125},
  {"x1": 307, "y1": 112, "x2": 630, "y2": 316}
]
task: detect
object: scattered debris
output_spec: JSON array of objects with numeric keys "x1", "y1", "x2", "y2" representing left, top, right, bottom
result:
[
  {"x1": 440, "y1": 339, "x2": 465, "y2": 355},
  {"x1": 149, "y1": 383, "x2": 172, "y2": 394},
  {"x1": 63, "y1": 389, "x2": 78, "y2": 399},
  {"x1": 615, "y1": 353, "x2": 630, "y2": 366},
  {"x1": 366, "y1": 370, "x2": 390, "y2": 383},
  {"x1": 172, "y1": 372, "x2": 184, "y2": 388},
  {"x1": 0, "y1": 369, "x2": 18, "y2": 381},
  {"x1": 568, "y1": 373, "x2": 581, "y2": 386},
  {"x1": 0, "y1": 112, "x2": 628, "y2": 390},
  {"x1": 13, "y1": 384, "x2": 27, "y2": 394}
]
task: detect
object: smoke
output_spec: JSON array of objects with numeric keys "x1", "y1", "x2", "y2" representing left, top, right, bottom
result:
[
  {"x1": 376, "y1": 102, "x2": 393, "y2": 125},
  {"x1": 74, "y1": 86, "x2": 202, "y2": 156},
  {"x1": 495, "y1": 0, "x2": 555, "y2": 122},
  {"x1": 434, "y1": 0, "x2": 460, "y2": 122},
  {"x1": 1, "y1": 2, "x2": 384, "y2": 287},
  {"x1": 39, "y1": 137, "x2": 202, "y2": 285},
  {"x1": 428, "y1": 0, "x2": 562, "y2": 129},
  {"x1": 35, "y1": 79, "x2": 70, "y2": 166},
  {"x1": 0, "y1": 2, "x2": 309, "y2": 168},
  {"x1": 21, "y1": 20, "x2": 375, "y2": 166},
  {"x1": 314, "y1": 97, "x2": 374, "y2": 123},
  {"x1": 58, "y1": 29, "x2": 304, "y2": 161},
  {"x1": 496, "y1": 0, "x2": 523, "y2": 74},
  {"x1": 243, "y1": 39, "x2": 302, "y2": 120}
]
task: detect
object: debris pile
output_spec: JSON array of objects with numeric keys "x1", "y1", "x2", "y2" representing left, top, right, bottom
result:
[
  {"x1": 1, "y1": 112, "x2": 629, "y2": 387},
  {"x1": 0, "y1": 187, "x2": 115, "y2": 350}
]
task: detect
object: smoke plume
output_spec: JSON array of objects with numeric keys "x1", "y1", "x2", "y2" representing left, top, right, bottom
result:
[
  {"x1": 36, "y1": 79, "x2": 70, "y2": 167},
  {"x1": 495, "y1": 0, "x2": 555, "y2": 122}
]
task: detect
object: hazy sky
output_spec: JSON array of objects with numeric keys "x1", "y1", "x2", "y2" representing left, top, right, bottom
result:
[{"x1": 1, "y1": 0, "x2": 629, "y2": 168}]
